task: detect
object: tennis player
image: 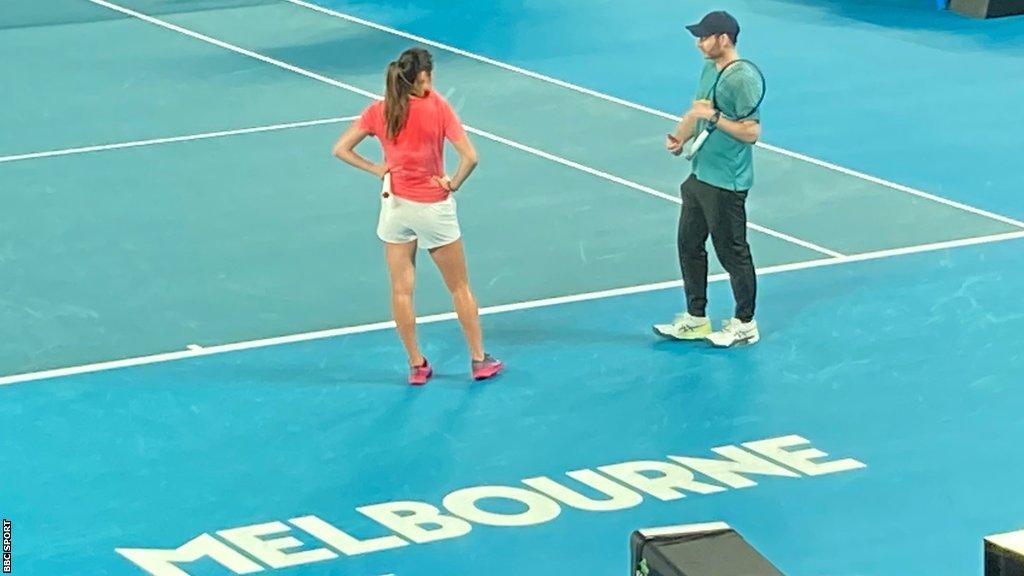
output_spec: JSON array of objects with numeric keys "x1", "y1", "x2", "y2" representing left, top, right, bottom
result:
[
  {"x1": 333, "y1": 47, "x2": 504, "y2": 384},
  {"x1": 654, "y1": 11, "x2": 763, "y2": 347}
]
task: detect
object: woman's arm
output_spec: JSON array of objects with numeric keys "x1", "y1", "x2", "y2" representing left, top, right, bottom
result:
[
  {"x1": 436, "y1": 135, "x2": 478, "y2": 192},
  {"x1": 332, "y1": 123, "x2": 388, "y2": 178}
]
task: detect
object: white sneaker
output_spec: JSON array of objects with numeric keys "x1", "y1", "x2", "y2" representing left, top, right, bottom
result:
[
  {"x1": 706, "y1": 318, "x2": 760, "y2": 347},
  {"x1": 653, "y1": 312, "x2": 712, "y2": 340}
]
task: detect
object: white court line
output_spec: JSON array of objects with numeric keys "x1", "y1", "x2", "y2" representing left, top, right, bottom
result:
[
  {"x1": 83, "y1": 0, "x2": 842, "y2": 259},
  {"x1": 2, "y1": 229, "x2": 1022, "y2": 387},
  {"x1": 283, "y1": 0, "x2": 1024, "y2": 231},
  {"x1": 455, "y1": 124, "x2": 843, "y2": 257},
  {"x1": 0, "y1": 117, "x2": 356, "y2": 163}
]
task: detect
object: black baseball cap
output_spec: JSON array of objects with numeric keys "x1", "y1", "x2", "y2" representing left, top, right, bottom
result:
[{"x1": 685, "y1": 11, "x2": 740, "y2": 40}]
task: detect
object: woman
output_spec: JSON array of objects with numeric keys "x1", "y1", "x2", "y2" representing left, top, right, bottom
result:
[{"x1": 333, "y1": 47, "x2": 503, "y2": 385}]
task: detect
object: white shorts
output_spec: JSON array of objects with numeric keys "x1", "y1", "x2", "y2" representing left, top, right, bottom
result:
[{"x1": 377, "y1": 192, "x2": 462, "y2": 250}]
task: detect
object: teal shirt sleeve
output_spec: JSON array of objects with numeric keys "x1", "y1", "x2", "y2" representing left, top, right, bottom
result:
[{"x1": 719, "y1": 65, "x2": 763, "y2": 121}]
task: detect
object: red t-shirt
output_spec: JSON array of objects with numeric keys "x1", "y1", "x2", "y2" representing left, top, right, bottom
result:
[{"x1": 357, "y1": 91, "x2": 467, "y2": 203}]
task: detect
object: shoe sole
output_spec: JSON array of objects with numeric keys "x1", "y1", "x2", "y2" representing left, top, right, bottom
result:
[
  {"x1": 472, "y1": 365, "x2": 504, "y2": 381},
  {"x1": 652, "y1": 326, "x2": 712, "y2": 341},
  {"x1": 707, "y1": 335, "x2": 760, "y2": 348}
]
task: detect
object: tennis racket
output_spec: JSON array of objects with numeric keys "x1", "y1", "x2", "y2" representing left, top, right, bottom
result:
[
  {"x1": 684, "y1": 59, "x2": 765, "y2": 160},
  {"x1": 381, "y1": 171, "x2": 392, "y2": 198}
]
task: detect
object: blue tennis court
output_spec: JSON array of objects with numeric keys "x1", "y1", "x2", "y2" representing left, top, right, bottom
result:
[{"x1": 2, "y1": 1, "x2": 1023, "y2": 575}]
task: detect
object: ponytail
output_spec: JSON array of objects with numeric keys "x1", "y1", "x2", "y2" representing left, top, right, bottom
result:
[{"x1": 383, "y1": 48, "x2": 434, "y2": 140}]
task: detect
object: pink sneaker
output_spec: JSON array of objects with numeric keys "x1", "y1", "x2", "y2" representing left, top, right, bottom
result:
[
  {"x1": 408, "y1": 358, "x2": 432, "y2": 386},
  {"x1": 471, "y1": 354, "x2": 504, "y2": 381}
]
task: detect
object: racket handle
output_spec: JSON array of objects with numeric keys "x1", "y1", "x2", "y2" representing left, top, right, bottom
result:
[
  {"x1": 381, "y1": 172, "x2": 392, "y2": 197},
  {"x1": 684, "y1": 129, "x2": 711, "y2": 160}
]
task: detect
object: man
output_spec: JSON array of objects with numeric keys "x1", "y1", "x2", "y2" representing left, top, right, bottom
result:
[{"x1": 654, "y1": 11, "x2": 762, "y2": 347}]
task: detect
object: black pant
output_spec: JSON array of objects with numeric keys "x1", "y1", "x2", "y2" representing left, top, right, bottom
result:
[{"x1": 677, "y1": 174, "x2": 757, "y2": 322}]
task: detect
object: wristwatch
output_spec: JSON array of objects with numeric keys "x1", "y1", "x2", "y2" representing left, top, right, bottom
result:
[{"x1": 709, "y1": 111, "x2": 722, "y2": 126}]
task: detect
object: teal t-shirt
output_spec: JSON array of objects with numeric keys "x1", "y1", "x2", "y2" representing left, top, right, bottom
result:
[{"x1": 690, "y1": 61, "x2": 761, "y2": 192}]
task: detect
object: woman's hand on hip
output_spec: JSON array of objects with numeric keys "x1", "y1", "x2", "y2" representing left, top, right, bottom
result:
[{"x1": 433, "y1": 175, "x2": 455, "y2": 192}]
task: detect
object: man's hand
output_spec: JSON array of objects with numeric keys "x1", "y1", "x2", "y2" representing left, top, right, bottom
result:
[
  {"x1": 666, "y1": 133, "x2": 683, "y2": 156},
  {"x1": 687, "y1": 99, "x2": 717, "y2": 121}
]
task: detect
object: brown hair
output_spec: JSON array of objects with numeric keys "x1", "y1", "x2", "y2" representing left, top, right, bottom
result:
[{"x1": 385, "y1": 47, "x2": 434, "y2": 140}]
